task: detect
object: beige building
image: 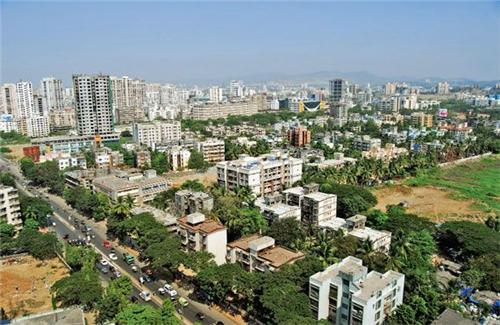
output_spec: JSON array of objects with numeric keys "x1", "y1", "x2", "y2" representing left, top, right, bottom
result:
[
  {"x1": 191, "y1": 101, "x2": 259, "y2": 120},
  {"x1": 177, "y1": 212, "x2": 227, "y2": 265},
  {"x1": 0, "y1": 185, "x2": 22, "y2": 231},
  {"x1": 361, "y1": 143, "x2": 408, "y2": 161},
  {"x1": 411, "y1": 112, "x2": 433, "y2": 128},
  {"x1": 226, "y1": 234, "x2": 304, "y2": 272},
  {"x1": 132, "y1": 120, "x2": 181, "y2": 148},
  {"x1": 283, "y1": 184, "x2": 337, "y2": 225},
  {"x1": 196, "y1": 139, "x2": 225, "y2": 163}
]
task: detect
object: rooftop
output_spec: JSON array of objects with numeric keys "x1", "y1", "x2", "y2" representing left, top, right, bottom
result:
[
  {"x1": 93, "y1": 176, "x2": 139, "y2": 192},
  {"x1": 304, "y1": 191, "x2": 336, "y2": 201},
  {"x1": 177, "y1": 215, "x2": 226, "y2": 235},
  {"x1": 431, "y1": 309, "x2": 475, "y2": 325},
  {"x1": 354, "y1": 270, "x2": 403, "y2": 302},
  {"x1": 11, "y1": 307, "x2": 85, "y2": 325},
  {"x1": 311, "y1": 256, "x2": 366, "y2": 283},
  {"x1": 283, "y1": 186, "x2": 306, "y2": 196},
  {"x1": 262, "y1": 203, "x2": 300, "y2": 216}
]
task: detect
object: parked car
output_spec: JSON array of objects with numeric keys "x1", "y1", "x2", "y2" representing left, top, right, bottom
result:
[
  {"x1": 100, "y1": 259, "x2": 109, "y2": 266},
  {"x1": 159, "y1": 284, "x2": 177, "y2": 299},
  {"x1": 109, "y1": 253, "x2": 118, "y2": 261},
  {"x1": 196, "y1": 313, "x2": 205, "y2": 320},
  {"x1": 139, "y1": 290, "x2": 151, "y2": 302},
  {"x1": 178, "y1": 297, "x2": 189, "y2": 307},
  {"x1": 103, "y1": 240, "x2": 112, "y2": 249},
  {"x1": 131, "y1": 265, "x2": 138, "y2": 272}
]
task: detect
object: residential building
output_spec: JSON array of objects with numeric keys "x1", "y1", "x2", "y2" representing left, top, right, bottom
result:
[
  {"x1": 15, "y1": 81, "x2": 35, "y2": 118},
  {"x1": 0, "y1": 83, "x2": 18, "y2": 116},
  {"x1": 39, "y1": 152, "x2": 87, "y2": 170},
  {"x1": 174, "y1": 190, "x2": 214, "y2": 215},
  {"x1": 0, "y1": 185, "x2": 22, "y2": 231},
  {"x1": 209, "y1": 87, "x2": 223, "y2": 103},
  {"x1": 31, "y1": 133, "x2": 119, "y2": 154},
  {"x1": 255, "y1": 196, "x2": 301, "y2": 222},
  {"x1": 226, "y1": 234, "x2": 304, "y2": 272},
  {"x1": 25, "y1": 115, "x2": 50, "y2": 137},
  {"x1": 95, "y1": 148, "x2": 124, "y2": 169},
  {"x1": 135, "y1": 149, "x2": 151, "y2": 168},
  {"x1": 229, "y1": 80, "x2": 244, "y2": 98},
  {"x1": 306, "y1": 153, "x2": 357, "y2": 170},
  {"x1": 319, "y1": 215, "x2": 392, "y2": 252},
  {"x1": 361, "y1": 143, "x2": 408, "y2": 161},
  {"x1": 93, "y1": 175, "x2": 140, "y2": 203},
  {"x1": 436, "y1": 82, "x2": 450, "y2": 95},
  {"x1": 283, "y1": 184, "x2": 337, "y2": 225},
  {"x1": 0, "y1": 114, "x2": 18, "y2": 133},
  {"x1": 353, "y1": 135, "x2": 381, "y2": 151},
  {"x1": 41, "y1": 77, "x2": 64, "y2": 111},
  {"x1": 384, "y1": 82, "x2": 397, "y2": 96},
  {"x1": 73, "y1": 74, "x2": 114, "y2": 136},
  {"x1": 177, "y1": 212, "x2": 227, "y2": 265},
  {"x1": 411, "y1": 112, "x2": 433, "y2": 128},
  {"x1": 329, "y1": 79, "x2": 348, "y2": 103},
  {"x1": 168, "y1": 146, "x2": 191, "y2": 171},
  {"x1": 309, "y1": 256, "x2": 405, "y2": 324},
  {"x1": 216, "y1": 151, "x2": 303, "y2": 196},
  {"x1": 288, "y1": 126, "x2": 312, "y2": 147},
  {"x1": 132, "y1": 120, "x2": 181, "y2": 148},
  {"x1": 49, "y1": 108, "x2": 76, "y2": 130},
  {"x1": 196, "y1": 138, "x2": 225, "y2": 162},
  {"x1": 191, "y1": 101, "x2": 259, "y2": 120}
]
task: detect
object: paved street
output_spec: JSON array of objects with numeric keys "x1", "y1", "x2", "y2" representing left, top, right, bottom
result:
[{"x1": 0, "y1": 157, "x2": 236, "y2": 325}]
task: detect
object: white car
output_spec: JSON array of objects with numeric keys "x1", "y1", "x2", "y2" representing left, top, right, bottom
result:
[
  {"x1": 163, "y1": 284, "x2": 178, "y2": 298},
  {"x1": 139, "y1": 290, "x2": 152, "y2": 301},
  {"x1": 100, "y1": 259, "x2": 109, "y2": 266},
  {"x1": 108, "y1": 253, "x2": 118, "y2": 260}
]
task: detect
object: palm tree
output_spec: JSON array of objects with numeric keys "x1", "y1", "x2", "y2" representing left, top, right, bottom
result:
[
  {"x1": 22, "y1": 205, "x2": 38, "y2": 221},
  {"x1": 234, "y1": 186, "x2": 255, "y2": 208},
  {"x1": 112, "y1": 195, "x2": 133, "y2": 220},
  {"x1": 311, "y1": 231, "x2": 338, "y2": 267},
  {"x1": 356, "y1": 239, "x2": 374, "y2": 257}
]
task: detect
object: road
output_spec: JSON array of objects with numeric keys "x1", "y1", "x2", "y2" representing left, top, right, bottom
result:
[{"x1": 0, "y1": 157, "x2": 234, "y2": 325}]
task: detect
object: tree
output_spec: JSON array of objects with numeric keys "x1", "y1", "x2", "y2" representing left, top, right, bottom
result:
[
  {"x1": 267, "y1": 218, "x2": 305, "y2": 249},
  {"x1": 180, "y1": 179, "x2": 205, "y2": 192},
  {"x1": 319, "y1": 183, "x2": 377, "y2": 218},
  {"x1": 19, "y1": 195, "x2": 53, "y2": 224},
  {"x1": 83, "y1": 150, "x2": 95, "y2": 168},
  {"x1": 160, "y1": 300, "x2": 181, "y2": 325},
  {"x1": 24, "y1": 218, "x2": 40, "y2": 230},
  {"x1": 111, "y1": 196, "x2": 134, "y2": 220},
  {"x1": 65, "y1": 245, "x2": 99, "y2": 271},
  {"x1": 20, "y1": 157, "x2": 36, "y2": 180},
  {"x1": 16, "y1": 228, "x2": 60, "y2": 259},
  {"x1": 230, "y1": 208, "x2": 268, "y2": 239},
  {"x1": 0, "y1": 172, "x2": 15, "y2": 187},
  {"x1": 150, "y1": 150, "x2": 170, "y2": 174},
  {"x1": 52, "y1": 268, "x2": 103, "y2": 310},
  {"x1": 96, "y1": 277, "x2": 133, "y2": 324},
  {"x1": 188, "y1": 150, "x2": 207, "y2": 171},
  {"x1": 115, "y1": 304, "x2": 163, "y2": 325}
]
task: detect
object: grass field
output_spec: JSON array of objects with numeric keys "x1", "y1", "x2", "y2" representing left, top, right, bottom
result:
[{"x1": 406, "y1": 155, "x2": 500, "y2": 214}]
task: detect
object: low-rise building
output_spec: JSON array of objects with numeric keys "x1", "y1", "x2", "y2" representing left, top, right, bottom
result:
[
  {"x1": 319, "y1": 215, "x2": 392, "y2": 252},
  {"x1": 306, "y1": 152, "x2": 357, "y2": 170},
  {"x1": 0, "y1": 185, "x2": 22, "y2": 230},
  {"x1": 309, "y1": 256, "x2": 405, "y2": 324},
  {"x1": 168, "y1": 146, "x2": 191, "y2": 171},
  {"x1": 226, "y1": 234, "x2": 304, "y2": 272},
  {"x1": 93, "y1": 175, "x2": 141, "y2": 203},
  {"x1": 196, "y1": 139, "x2": 225, "y2": 163},
  {"x1": 31, "y1": 133, "x2": 120, "y2": 154},
  {"x1": 95, "y1": 148, "x2": 124, "y2": 169},
  {"x1": 361, "y1": 143, "x2": 408, "y2": 161},
  {"x1": 283, "y1": 184, "x2": 337, "y2": 225},
  {"x1": 135, "y1": 149, "x2": 151, "y2": 168},
  {"x1": 131, "y1": 206, "x2": 177, "y2": 232},
  {"x1": 411, "y1": 112, "x2": 433, "y2": 128},
  {"x1": 191, "y1": 101, "x2": 259, "y2": 120},
  {"x1": 39, "y1": 152, "x2": 87, "y2": 170},
  {"x1": 177, "y1": 212, "x2": 227, "y2": 265},
  {"x1": 216, "y1": 151, "x2": 303, "y2": 196},
  {"x1": 288, "y1": 126, "x2": 312, "y2": 147},
  {"x1": 353, "y1": 135, "x2": 381, "y2": 151},
  {"x1": 132, "y1": 120, "x2": 181, "y2": 148},
  {"x1": 174, "y1": 190, "x2": 214, "y2": 215},
  {"x1": 255, "y1": 196, "x2": 301, "y2": 222}
]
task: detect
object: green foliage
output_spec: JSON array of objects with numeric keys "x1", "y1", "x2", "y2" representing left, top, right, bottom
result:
[
  {"x1": 83, "y1": 150, "x2": 95, "y2": 168},
  {"x1": 96, "y1": 277, "x2": 133, "y2": 324},
  {"x1": 0, "y1": 147, "x2": 11, "y2": 153},
  {"x1": 24, "y1": 218, "x2": 40, "y2": 230},
  {"x1": 365, "y1": 209, "x2": 388, "y2": 228},
  {"x1": 19, "y1": 158, "x2": 65, "y2": 194},
  {"x1": 383, "y1": 205, "x2": 435, "y2": 235},
  {"x1": 0, "y1": 131, "x2": 30, "y2": 144},
  {"x1": 267, "y1": 218, "x2": 305, "y2": 249},
  {"x1": 19, "y1": 194, "x2": 53, "y2": 224},
  {"x1": 187, "y1": 150, "x2": 208, "y2": 171},
  {"x1": 65, "y1": 244, "x2": 99, "y2": 271},
  {"x1": 0, "y1": 221, "x2": 15, "y2": 240},
  {"x1": 0, "y1": 171, "x2": 16, "y2": 187},
  {"x1": 115, "y1": 304, "x2": 162, "y2": 325},
  {"x1": 466, "y1": 254, "x2": 500, "y2": 291},
  {"x1": 224, "y1": 138, "x2": 271, "y2": 160},
  {"x1": 319, "y1": 183, "x2": 377, "y2": 218},
  {"x1": 64, "y1": 186, "x2": 111, "y2": 221},
  {"x1": 180, "y1": 179, "x2": 205, "y2": 192},
  {"x1": 120, "y1": 130, "x2": 132, "y2": 138},
  {"x1": 52, "y1": 268, "x2": 103, "y2": 310},
  {"x1": 150, "y1": 150, "x2": 171, "y2": 174},
  {"x1": 437, "y1": 221, "x2": 500, "y2": 261},
  {"x1": 16, "y1": 228, "x2": 60, "y2": 259},
  {"x1": 151, "y1": 188, "x2": 178, "y2": 210}
]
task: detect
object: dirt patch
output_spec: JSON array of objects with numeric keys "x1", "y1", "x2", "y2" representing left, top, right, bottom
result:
[
  {"x1": 0, "y1": 255, "x2": 69, "y2": 319},
  {"x1": 373, "y1": 185, "x2": 488, "y2": 223},
  {"x1": 165, "y1": 167, "x2": 217, "y2": 188}
]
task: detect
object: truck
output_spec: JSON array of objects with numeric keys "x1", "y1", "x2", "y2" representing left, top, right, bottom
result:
[{"x1": 122, "y1": 253, "x2": 135, "y2": 265}]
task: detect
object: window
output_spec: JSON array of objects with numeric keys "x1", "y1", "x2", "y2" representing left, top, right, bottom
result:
[
  {"x1": 375, "y1": 311, "x2": 381, "y2": 320},
  {"x1": 375, "y1": 300, "x2": 382, "y2": 310},
  {"x1": 343, "y1": 292, "x2": 350, "y2": 299}
]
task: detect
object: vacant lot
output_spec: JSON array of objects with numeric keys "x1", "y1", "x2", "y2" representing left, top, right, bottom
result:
[
  {"x1": 373, "y1": 155, "x2": 499, "y2": 222},
  {"x1": 165, "y1": 166, "x2": 217, "y2": 187},
  {"x1": 0, "y1": 255, "x2": 69, "y2": 319}
]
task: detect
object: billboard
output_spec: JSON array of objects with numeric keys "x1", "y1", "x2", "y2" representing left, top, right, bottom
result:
[{"x1": 438, "y1": 108, "x2": 448, "y2": 118}]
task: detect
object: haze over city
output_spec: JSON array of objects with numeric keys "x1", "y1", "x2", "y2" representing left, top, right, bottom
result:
[{"x1": 2, "y1": 1, "x2": 499, "y2": 84}]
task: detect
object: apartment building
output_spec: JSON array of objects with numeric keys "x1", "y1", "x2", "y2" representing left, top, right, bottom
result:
[
  {"x1": 309, "y1": 256, "x2": 404, "y2": 324},
  {"x1": 25, "y1": 115, "x2": 50, "y2": 137},
  {"x1": 92, "y1": 175, "x2": 140, "y2": 203},
  {"x1": 132, "y1": 120, "x2": 181, "y2": 148},
  {"x1": 174, "y1": 190, "x2": 214, "y2": 216},
  {"x1": 196, "y1": 139, "x2": 225, "y2": 163},
  {"x1": 191, "y1": 101, "x2": 259, "y2": 120},
  {"x1": 95, "y1": 148, "x2": 124, "y2": 169},
  {"x1": 319, "y1": 215, "x2": 392, "y2": 252},
  {"x1": 283, "y1": 184, "x2": 337, "y2": 225},
  {"x1": 31, "y1": 134, "x2": 119, "y2": 154},
  {"x1": 361, "y1": 143, "x2": 408, "y2": 161},
  {"x1": 135, "y1": 149, "x2": 151, "y2": 168},
  {"x1": 177, "y1": 212, "x2": 227, "y2": 265},
  {"x1": 0, "y1": 185, "x2": 22, "y2": 231},
  {"x1": 411, "y1": 112, "x2": 433, "y2": 128},
  {"x1": 216, "y1": 152, "x2": 303, "y2": 196},
  {"x1": 255, "y1": 195, "x2": 302, "y2": 222},
  {"x1": 306, "y1": 153, "x2": 357, "y2": 170},
  {"x1": 73, "y1": 75, "x2": 114, "y2": 136},
  {"x1": 287, "y1": 126, "x2": 312, "y2": 147},
  {"x1": 39, "y1": 152, "x2": 87, "y2": 170},
  {"x1": 168, "y1": 146, "x2": 191, "y2": 171},
  {"x1": 353, "y1": 136, "x2": 381, "y2": 151},
  {"x1": 226, "y1": 234, "x2": 304, "y2": 272}
]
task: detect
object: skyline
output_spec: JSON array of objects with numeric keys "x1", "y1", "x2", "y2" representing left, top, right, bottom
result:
[{"x1": 1, "y1": 1, "x2": 499, "y2": 85}]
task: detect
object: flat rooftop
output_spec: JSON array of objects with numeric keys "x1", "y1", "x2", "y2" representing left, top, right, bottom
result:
[
  {"x1": 354, "y1": 270, "x2": 403, "y2": 302},
  {"x1": 263, "y1": 203, "x2": 300, "y2": 215},
  {"x1": 11, "y1": 307, "x2": 85, "y2": 324},
  {"x1": 282, "y1": 186, "x2": 305, "y2": 196},
  {"x1": 304, "y1": 191, "x2": 336, "y2": 201},
  {"x1": 177, "y1": 216, "x2": 225, "y2": 234},
  {"x1": 349, "y1": 227, "x2": 390, "y2": 243},
  {"x1": 311, "y1": 256, "x2": 366, "y2": 283},
  {"x1": 93, "y1": 176, "x2": 139, "y2": 192}
]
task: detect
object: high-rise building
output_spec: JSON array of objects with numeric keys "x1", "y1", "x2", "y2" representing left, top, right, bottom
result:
[
  {"x1": 132, "y1": 120, "x2": 181, "y2": 148},
  {"x1": 0, "y1": 84, "x2": 18, "y2": 116},
  {"x1": 15, "y1": 81, "x2": 35, "y2": 118},
  {"x1": 41, "y1": 77, "x2": 64, "y2": 111},
  {"x1": 384, "y1": 82, "x2": 397, "y2": 95},
  {"x1": 229, "y1": 80, "x2": 244, "y2": 98},
  {"x1": 73, "y1": 75, "x2": 114, "y2": 136},
  {"x1": 436, "y1": 82, "x2": 449, "y2": 95},
  {"x1": 110, "y1": 76, "x2": 146, "y2": 123},
  {"x1": 329, "y1": 79, "x2": 348, "y2": 103},
  {"x1": 209, "y1": 87, "x2": 223, "y2": 103},
  {"x1": 287, "y1": 126, "x2": 312, "y2": 147},
  {"x1": 309, "y1": 256, "x2": 404, "y2": 324}
]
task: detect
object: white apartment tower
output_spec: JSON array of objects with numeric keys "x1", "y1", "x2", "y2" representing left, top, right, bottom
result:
[
  {"x1": 0, "y1": 185, "x2": 22, "y2": 231},
  {"x1": 309, "y1": 256, "x2": 405, "y2": 325},
  {"x1": 15, "y1": 81, "x2": 35, "y2": 118},
  {"x1": 41, "y1": 77, "x2": 64, "y2": 111},
  {"x1": 73, "y1": 75, "x2": 114, "y2": 136},
  {"x1": 229, "y1": 80, "x2": 244, "y2": 98},
  {"x1": 209, "y1": 87, "x2": 223, "y2": 103},
  {"x1": 0, "y1": 84, "x2": 18, "y2": 116}
]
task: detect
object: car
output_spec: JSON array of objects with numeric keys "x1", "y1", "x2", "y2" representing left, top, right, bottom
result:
[
  {"x1": 103, "y1": 240, "x2": 112, "y2": 249},
  {"x1": 131, "y1": 265, "x2": 138, "y2": 272},
  {"x1": 110, "y1": 247, "x2": 116, "y2": 253},
  {"x1": 100, "y1": 259, "x2": 109, "y2": 266},
  {"x1": 178, "y1": 297, "x2": 189, "y2": 307},
  {"x1": 196, "y1": 313, "x2": 205, "y2": 320},
  {"x1": 109, "y1": 253, "x2": 118, "y2": 260},
  {"x1": 139, "y1": 276, "x2": 146, "y2": 284},
  {"x1": 114, "y1": 270, "x2": 121, "y2": 278},
  {"x1": 63, "y1": 234, "x2": 69, "y2": 240},
  {"x1": 139, "y1": 290, "x2": 152, "y2": 302},
  {"x1": 158, "y1": 287, "x2": 167, "y2": 295}
]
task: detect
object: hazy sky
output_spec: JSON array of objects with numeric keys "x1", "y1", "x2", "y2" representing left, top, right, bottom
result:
[{"x1": 1, "y1": 1, "x2": 499, "y2": 85}]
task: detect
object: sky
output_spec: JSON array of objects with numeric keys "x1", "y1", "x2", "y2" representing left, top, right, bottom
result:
[{"x1": 1, "y1": 1, "x2": 499, "y2": 85}]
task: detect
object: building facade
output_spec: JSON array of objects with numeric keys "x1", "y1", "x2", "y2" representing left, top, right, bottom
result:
[
  {"x1": 132, "y1": 120, "x2": 181, "y2": 148},
  {"x1": 196, "y1": 139, "x2": 225, "y2": 163},
  {"x1": 0, "y1": 185, "x2": 22, "y2": 231}
]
